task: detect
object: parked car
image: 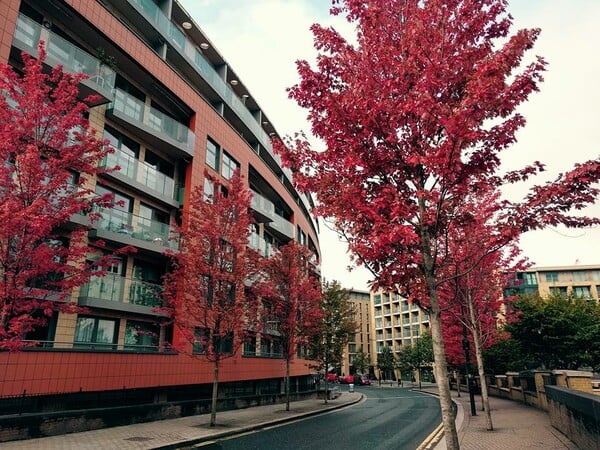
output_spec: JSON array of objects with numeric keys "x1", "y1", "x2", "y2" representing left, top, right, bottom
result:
[
  {"x1": 338, "y1": 374, "x2": 355, "y2": 384},
  {"x1": 359, "y1": 375, "x2": 371, "y2": 386},
  {"x1": 326, "y1": 373, "x2": 338, "y2": 383}
]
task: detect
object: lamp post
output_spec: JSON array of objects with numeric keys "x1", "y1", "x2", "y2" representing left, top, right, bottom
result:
[{"x1": 462, "y1": 328, "x2": 477, "y2": 416}]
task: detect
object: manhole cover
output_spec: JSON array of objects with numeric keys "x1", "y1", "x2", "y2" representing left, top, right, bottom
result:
[{"x1": 124, "y1": 436, "x2": 154, "y2": 442}]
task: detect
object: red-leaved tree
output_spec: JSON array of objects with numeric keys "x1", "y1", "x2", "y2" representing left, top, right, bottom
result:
[
  {"x1": 275, "y1": 1, "x2": 600, "y2": 447},
  {"x1": 0, "y1": 45, "x2": 121, "y2": 351},
  {"x1": 163, "y1": 171, "x2": 260, "y2": 427},
  {"x1": 259, "y1": 241, "x2": 322, "y2": 412},
  {"x1": 438, "y1": 192, "x2": 526, "y2": 430}
]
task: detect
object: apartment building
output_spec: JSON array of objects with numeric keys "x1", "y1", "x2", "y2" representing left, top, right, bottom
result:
[
  {"x1": 371, "y1": 290, "x2": 431, "y2": 380},
  {"x1": 0, "y1": 0, "x2": 320, "y2": 410},
  {"x1": 504, "y1": 264, "x2": 600, "y2": 302},
  {"x1": 341, "y1": 289, "x2": 372, "y2": 377}
]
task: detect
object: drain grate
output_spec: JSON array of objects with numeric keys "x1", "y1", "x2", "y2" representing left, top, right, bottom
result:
[{"x1": 124, "y1": 436, "x2": 154, "y2": 442}]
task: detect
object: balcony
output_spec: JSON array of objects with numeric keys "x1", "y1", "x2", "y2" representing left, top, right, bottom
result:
[
  {"x1": 267, "y1": 214, "x2": 295, "y2": 241},
  {"x1": 11, "y1": 14, "x2": 115, "y2": 106},
  {"x1": 89, "y1": 206, "x2": 179, "y2": 252},
  {"x1": 100, "y1": 148, "x2": 179, "y2": 207},
  {"x1": 248, "y1": 233, "x2": 277, "y2": 258},
  {"x1": 107, "y1": 89, "x2": 194, "y2": 158},
  {"x1": 250, "y1": 190, "x2": 276, "y2": 223},
  {"x1": 79, "y1": 274, "x2": 164, "y2": 315}
]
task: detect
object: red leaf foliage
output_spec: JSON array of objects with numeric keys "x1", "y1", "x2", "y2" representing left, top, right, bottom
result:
[
  {"x1": 257, "y1": 241, "x2": 322, "y2": 361},
  {"x1": 162, "y1": 171, "x2": 261, "y2": 362},
  {"x1": 0, "y1": 45, "x2": 125, "y2": 351}
]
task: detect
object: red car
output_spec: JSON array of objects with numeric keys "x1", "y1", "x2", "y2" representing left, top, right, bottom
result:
[
  {"x1": 359, "y1": 375, "x2": 371, "y2": 385},
  {"x1": 326, "y1": 373, "x2": 338, "y2": 383},
  {"x1": 338, "y1": 374, "x2": 355, "y2": 384}
]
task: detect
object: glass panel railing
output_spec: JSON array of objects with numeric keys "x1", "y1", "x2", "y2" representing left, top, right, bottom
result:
[
  {"x1": 94, "y1": 206, "x2": 179, "y2": 249},
  {"x1": 147, "y1": 107, "x2": 193, "y2": 149},
  {"x1": 250, "y1": 190, "x2": 275, "y2": 217},
  {"x1": 79, "y1": 274, "x2": 161, "y2": 307},
  {"x1": 248, "y1": 233, "x2": 277, "y2": 258},
  {"x1": 14, "y1": 14, "x2": 116, "y2": 91},
  {"x1": 129, "y1": 279, "x2": 162, "y2": 307},
  {"x1": 101, "y1": 148, "x2": 176, "y2": 198},
  {"x1": 270, "y1": 214, "x2": 294, "y2": 238},
  {"x1": 123, "y1": 1, "x2": 315, "y2": 217},
  {"x1": 111, "y1": 89, "x2": 194, "y2": 152},
  {"x1": 80, "y1": 274, "x2": 125, "y2": 303}
]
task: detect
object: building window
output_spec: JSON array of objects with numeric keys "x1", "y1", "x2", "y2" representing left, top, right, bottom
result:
[
  {"x1": 573, "y1": 286, "x2": 591, "y2": 299},
  {"x1": 549, "y1": 286, "x2": 568, "y2": 297},
  {"x1": 203, "y1": 177, "x2": 214, "y2": 202},
  {"x1": 545, "y1": 272, "x2": 558, "y2": 282},
  {"x1": 221, "y1": 152, "x2": 239, "y2": 179},
  {"x1": 206, "y1": 138, "x2": 219, "y2": 170},
  {"x1": 524, "y1": 273, "x2": 537, "y2": 285},
  {"x1": 572, "y1": 271, "x2": 587, "y2": 282},
  {"x1": 125, "y1": 320, "x2": 159, "y2": 352},
  {"x1": 74, "y1": 316, "x2": 118, "y2": 349}
]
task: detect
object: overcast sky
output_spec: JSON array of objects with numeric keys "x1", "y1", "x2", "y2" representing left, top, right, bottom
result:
[{"x1": 179, "y1": 0, "x2": 600, "y2": 290}]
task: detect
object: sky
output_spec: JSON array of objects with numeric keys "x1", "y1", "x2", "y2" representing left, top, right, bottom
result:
[{"x1": 179, "y1": 0, "x2": 600, "y2": 291}]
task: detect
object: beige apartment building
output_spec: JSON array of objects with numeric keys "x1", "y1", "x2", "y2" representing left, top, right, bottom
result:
[
  {"x1": 341, "y1": 289, "x2": 372, "y2": 377},
  {"x1": 505, "y1": 265, "x2": 600, "y2": 302},
  {"x1": 371, "y1": 290, "x2": 431, "y2": 380}
]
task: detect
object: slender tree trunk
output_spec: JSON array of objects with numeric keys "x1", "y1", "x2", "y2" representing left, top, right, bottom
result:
[
  {"x1": 210, "y1": 362, "x2": 219, "y2": 427},
  {"x1": 428, "y1": 291, "x2": 460, "y2": 450},
  {"x1": 418, "y1": 211, "x2": 460, "y2": 450},
  {"x1": 324, "y1": 354, "x2": 329, "y2": 404},
  {"x1": 285, "y1": 357, "x2": 291, "y2": 411},
  {"x1": 467, "y1": 293, "x2": 493, "y2": 431}
]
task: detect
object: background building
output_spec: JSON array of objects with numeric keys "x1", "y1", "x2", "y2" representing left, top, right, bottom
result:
[
  {"x1": 341, "y1": 289, "x2": 372, "y2": 377},
  {"x1": 0, "y1": 0, "x2": 320, "y2": 414},
  {"x1": 371, "y1": 290, "x2": 431, "y2": 380},
  {"x1": 504, "y1": 265, "x2": 600, "y2": 302}
]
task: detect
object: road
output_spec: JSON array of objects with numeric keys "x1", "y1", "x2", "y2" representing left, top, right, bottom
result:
[{"x1": 194, "y1": 386, "x2": 441, "y2": 450}]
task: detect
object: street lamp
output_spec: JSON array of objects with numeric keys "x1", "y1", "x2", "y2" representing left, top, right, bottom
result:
[{"x1": 462, "y1": 330, "x2": 477, "y2": 416}]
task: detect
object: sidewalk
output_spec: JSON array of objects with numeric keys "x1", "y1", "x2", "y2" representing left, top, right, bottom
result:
[
  {"x1": 0, "y1": 392, "x2": 363, "y2": 450},
  {"x1": 414, "y1": 385, "x2": 578, "y2": 450},
  {"x1": 0, "y1": 385, "x2": 579, "y2": 449}
]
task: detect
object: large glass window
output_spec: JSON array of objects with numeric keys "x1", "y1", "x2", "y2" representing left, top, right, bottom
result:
[
  {"x1": 545, "y1": 272, "x2": 558, "y2": 282},
  {"x1": 74, "y1": 316, "x2": 118, "y2": 349},
  {"x1": 221, "y1": 152, "x2": 239, "y2": 179},
  {"x1": 206, "y1": 138, "x2": 219, "y2": 170},
  {"x1": 572, "y1": 271, "x2": 587, "y2": 282},
  {"x1": 124, "y1": 320, "x2": 159, "y2": 352},
  {"x1": 573, "y1": 286, "x2": 591, "y2": 299}
]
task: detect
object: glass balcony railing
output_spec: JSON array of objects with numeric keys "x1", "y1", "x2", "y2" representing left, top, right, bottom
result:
[
  {"x1": 111, "y1": 89, "x2": 194, "y2": 153},
  {"x1": 13, "y1": 14, "x2": 116, "y2": 92},
  {"x1": 122, "y1": 0, "x2": 319, "y2": 226},
  {"x1": 269, "y1": 214, "x2": 295, "y2": 238},
  {"x1": 94, "y1": 206, "x2": 179, "y2": 249},
  {"x1": 248, "y1": 233, "x2": 277, "y2": 258},
  {"x1": 79, "y1": 274, "x2": 162, "y2": 307},
  {"x1": 101, "y1": 148, "x2": 176, "y2": 199},
  {"x1": 250, "y1": 190, "x2": 276, "y2": 217}
]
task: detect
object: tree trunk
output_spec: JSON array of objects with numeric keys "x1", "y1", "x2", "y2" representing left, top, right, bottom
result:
[
  {"x1": 467, "y1": 293, "x2": 493, "y2": 431},
  {"x1": 324, "y1": 355, "x2": 329, "y2": 405},
  {"x1": 210, "y1": 362, "x2": 219, "y2": 427},
  {"x1": 428, "y1": 293, "x2": 461, "y2": 450},
  {"x1": 285, "y1": 357, "x2": 291, "y2": 411},
  {"x1": 418, "y1": 209, "x2": 460, "y2": 450}
]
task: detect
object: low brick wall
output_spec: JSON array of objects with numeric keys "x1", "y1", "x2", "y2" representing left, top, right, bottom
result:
[
  {"x1": 0, "y1": 391, "x2": 316, "y2": 443},
  {"x1": 545, "y1": 385, "x2": 600, "y2": 450}
]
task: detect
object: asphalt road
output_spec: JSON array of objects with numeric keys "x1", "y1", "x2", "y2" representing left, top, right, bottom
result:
[{"x1": 195, "y1": 386, "x2": 442, "y2": 450}]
